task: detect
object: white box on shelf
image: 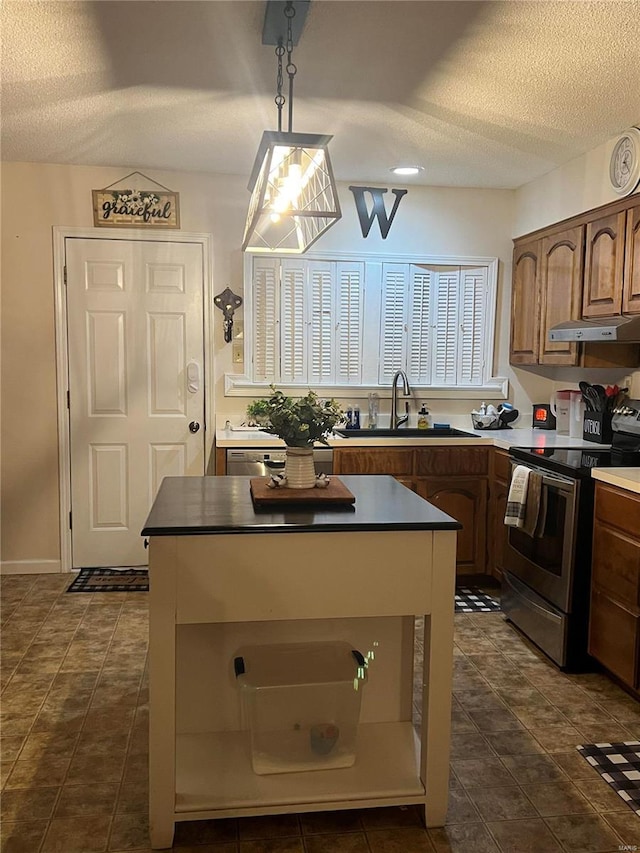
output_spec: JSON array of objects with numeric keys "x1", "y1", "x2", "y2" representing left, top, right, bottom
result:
[{"x1": 233, "y1": 641, "x2": 367, "y2": 775}]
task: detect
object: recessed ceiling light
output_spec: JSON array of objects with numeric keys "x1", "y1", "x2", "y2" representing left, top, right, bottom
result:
[{"x1": 390, "y1": 165, "x2": 424, "y2": 176}]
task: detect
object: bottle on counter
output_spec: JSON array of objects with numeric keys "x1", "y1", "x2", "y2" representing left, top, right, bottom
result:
[
  {"x1": 367, "y1": 393, "x2": 379, "y2": 429},
  {"x1": 353, "y1": 405, "x2": 361, "y2": 429},
  {"x1": 417, "y1": 404, "x2": 431, "y2": 429},
  {"x1": 346, "y1": 405, "x2": 353, "y2": 429}
]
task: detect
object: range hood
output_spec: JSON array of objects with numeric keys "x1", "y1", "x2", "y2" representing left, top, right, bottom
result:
[{"x1": 549, "y1": 315, "x2": 640, "y2": 342}]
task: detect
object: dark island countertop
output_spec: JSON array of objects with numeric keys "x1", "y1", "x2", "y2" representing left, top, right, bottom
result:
[{"x1": 141, "y1": 475, "x2": 461, "y2": 536}]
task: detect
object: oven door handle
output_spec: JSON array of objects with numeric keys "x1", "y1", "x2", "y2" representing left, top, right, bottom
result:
[
  {"x1": 540, "y1": 473, "x2": 574, "y2": 492},
  {"x1": 513, "y1": 463, "x2": 575, "y2": 492}
]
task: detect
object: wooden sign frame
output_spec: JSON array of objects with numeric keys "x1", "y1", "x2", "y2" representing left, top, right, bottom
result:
[{"x1": 92, "y1": 188, "x2": 180, "y2": 229}]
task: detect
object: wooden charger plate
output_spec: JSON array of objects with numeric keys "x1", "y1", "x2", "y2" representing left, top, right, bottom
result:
[{"x1": 250, "y1": 477, "x2": 356, "y2": 507}]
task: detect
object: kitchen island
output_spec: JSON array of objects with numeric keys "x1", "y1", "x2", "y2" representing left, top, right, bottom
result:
[{"x1": 142, "y1": 475, "x2": 460, "y2": 849}]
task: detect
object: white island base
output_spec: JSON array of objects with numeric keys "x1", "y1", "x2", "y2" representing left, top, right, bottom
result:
[{"x1": 145, "y1": 476, "x2": 458, "y2": 849}]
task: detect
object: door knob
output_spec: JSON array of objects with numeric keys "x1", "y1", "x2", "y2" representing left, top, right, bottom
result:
[{"x1": 189, "y1": 421, "x2": 200, "y2": 433}]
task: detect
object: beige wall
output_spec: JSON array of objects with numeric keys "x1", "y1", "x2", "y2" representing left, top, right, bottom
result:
[
  {"x1": 1, "y1": 163, "x2": 246, "y2": 570},
  {"x1": 513, "y1": 132, "x2": 640, "y2": 237},
  {"x1": 1, "y1": 160, "x2": 540, "y2": 571}
]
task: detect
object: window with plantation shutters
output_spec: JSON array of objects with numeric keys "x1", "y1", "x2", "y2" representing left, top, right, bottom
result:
[
  {"x1": 458, "y1": 267, "x2": 488, "y2": 385},
  {"x1": 335, "y1": 262, "x2": 364, "y2": 385},
  {"x1": 242, "y1": 253, "x2": 498, "y2": 394},
  {"x1": 407, "y1": 266, "x2": 434, "y2": 384},
  {"x1": 432, "y1": 269, "x2": 460, "y2": 386},
  {"x1": 379, "y1": 264, "x2": 408, "y2": 383},
  {"x1": 252, "y1": 258, "x2": 279, "y2": 382},
  {"x1": 309, "y1": 261, "x2": 334, "y2": 384},
  {"x1": 280, "y1": 261, "x2": 306, "y2": 383}
]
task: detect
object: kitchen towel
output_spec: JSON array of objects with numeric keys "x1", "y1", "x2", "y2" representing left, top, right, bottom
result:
[
  {"x1": 504, "y1": 465, "x2": 530, "y2": 528},
  {"x1": 523, "y1": 471, "x2": 543, "y2": 537}
]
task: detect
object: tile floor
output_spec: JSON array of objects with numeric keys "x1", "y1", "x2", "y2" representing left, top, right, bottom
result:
[{"x1": 1, "y1": 573, "x2": 640, "y2": 852}]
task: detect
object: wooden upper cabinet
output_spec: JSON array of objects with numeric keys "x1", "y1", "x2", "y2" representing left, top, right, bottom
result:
[
  {"x1": 623, "y1": 202, "x2": 640, "y2": 315},
  {"x1": 510, "y1": 240, "x2": 540, "y2": 365},
  {"x1": 538, "y1": 226, "x2": 584, "y2": 365},
  {"x1": 582, "y1": 211, "x2": 626, "y2": 318}
]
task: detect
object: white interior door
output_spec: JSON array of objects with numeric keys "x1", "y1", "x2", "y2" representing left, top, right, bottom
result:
[{"x1": 66, "y1": 237, "x2": 205, "y2": 567}]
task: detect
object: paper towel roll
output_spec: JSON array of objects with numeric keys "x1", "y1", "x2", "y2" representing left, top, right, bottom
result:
[{"x1": 629, "y1": 371, "x2": 640, "y2": 399}]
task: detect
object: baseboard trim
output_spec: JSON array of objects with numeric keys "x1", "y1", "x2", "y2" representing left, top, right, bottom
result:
[{"x1": 0, "y1": 560, "x2": 64, "y2": 575}]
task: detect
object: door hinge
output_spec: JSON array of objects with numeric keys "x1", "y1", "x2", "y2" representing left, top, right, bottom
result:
[
  {"x1": 69, "y1": 511, "x2": 72, "y2": 530},
  {"x1": 66, "y1": 390, "x2": 70, "y2": 409},
  {"x1": 63, "y1": 265, "x2": 67, "y2": 285}
]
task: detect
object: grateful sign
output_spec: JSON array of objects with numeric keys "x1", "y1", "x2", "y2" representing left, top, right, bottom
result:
[{"x1": 92, "y1": 188, "x2": 180, "y2": 229}]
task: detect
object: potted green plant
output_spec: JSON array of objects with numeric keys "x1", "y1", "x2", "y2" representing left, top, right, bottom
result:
[{"x1": 246, "y1": 387, "x2": 343, "y2": 488}]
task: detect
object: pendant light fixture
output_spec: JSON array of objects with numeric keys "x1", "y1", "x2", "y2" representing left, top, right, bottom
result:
[{"x1": 242, "y1": 0, "x2": 341, "y2": 254}]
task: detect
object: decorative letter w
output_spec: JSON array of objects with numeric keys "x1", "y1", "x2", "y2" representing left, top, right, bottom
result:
[{"x1": 348, "y1": 186, "x2": 408, "y2": 239}]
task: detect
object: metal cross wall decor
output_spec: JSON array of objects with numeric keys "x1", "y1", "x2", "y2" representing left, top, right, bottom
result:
[{"x1": 214, "y1": 287, "x2": 243, "y2": 343}]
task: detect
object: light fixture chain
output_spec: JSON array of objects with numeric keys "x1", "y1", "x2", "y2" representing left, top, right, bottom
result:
[
  {"x1": 285, "y1": 0, "x2": 297, "y2": 133},
  {"x1": 275, "y1": 41, "x2": 285, "y2": 133}
]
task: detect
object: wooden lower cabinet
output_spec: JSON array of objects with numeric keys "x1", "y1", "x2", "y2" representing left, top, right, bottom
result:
[
  {"x1": 488, "y1": 449, "x2": 511, "y2": 581},
  {"x1": 414, "y1": 477, "x2": 487, "y2": 574},
  {"x1": 333, "y1": 446, "x2": 489, "y2": 575},
  {"x1": 588, "y1": 482, "x2": 640, "y2": 693},
  {"x1": 589, "y1": 590, "x2": 639, "y2": 688},
  {"x1": 332, "y1": 448, "x2": 413, "y2": 477}
]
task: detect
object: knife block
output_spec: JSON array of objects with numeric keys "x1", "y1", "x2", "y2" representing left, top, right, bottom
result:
[{"x1": 583, "y1": 411, "x2": 613, "y2": 444}]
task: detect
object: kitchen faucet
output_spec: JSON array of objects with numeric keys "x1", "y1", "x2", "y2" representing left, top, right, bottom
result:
[{"x1": 390, "y1": 369, "x2": 411, "y2": 429}]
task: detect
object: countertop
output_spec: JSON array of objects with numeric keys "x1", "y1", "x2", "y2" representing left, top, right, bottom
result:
[
  {"x1": 215, "y1": 427, "x2": 609, "y2": 452},
  {"x1": 590, "y1": 468, "x2": 640, "y2": 495},
  {"x1": 141, "y1": 474, "x2": 462, "y2": 536},
  {"x1": 214, "y1": 426, "x2": 640, "y2": 497}
]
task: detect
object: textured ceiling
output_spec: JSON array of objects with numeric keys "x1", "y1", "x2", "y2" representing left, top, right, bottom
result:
[{"x1": 2, "y1": 0, "x2": 640, "y2": 189}]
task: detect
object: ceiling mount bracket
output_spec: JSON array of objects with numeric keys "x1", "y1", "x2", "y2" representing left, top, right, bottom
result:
[{"x1": 262, "y1": 0, "x2": 310, "y2": 46}]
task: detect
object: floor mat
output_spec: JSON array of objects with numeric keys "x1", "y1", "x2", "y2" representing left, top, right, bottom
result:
[
  {"x1": 577, "y1": 741, "x2": 640, "y2": 815},
  {"x1": 455, "y1": 586, "x2": 500, "y2": 613},
  {"x1": 67, "y1": 568, "x2": 149, "y2": 592}
]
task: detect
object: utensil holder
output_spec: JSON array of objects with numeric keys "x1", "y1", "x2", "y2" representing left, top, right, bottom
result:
[{"x1": 582, "y1": 411, "x2": 613, "y2": 444}]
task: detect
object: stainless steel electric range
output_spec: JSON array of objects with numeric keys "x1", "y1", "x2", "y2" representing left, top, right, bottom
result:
[{"x1": 502, "y1": 402, "x2": 640, "y2": 671}]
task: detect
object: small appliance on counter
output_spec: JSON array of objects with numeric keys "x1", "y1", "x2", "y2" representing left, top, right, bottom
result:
[{"x1": 532, "y1": 403, "x2": 556, "y2": 429}]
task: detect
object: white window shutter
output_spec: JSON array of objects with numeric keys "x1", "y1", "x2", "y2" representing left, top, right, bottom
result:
[
  {"x1": 432, "y1": 269, "x2": 460, "y2": 386},
  {"x1": 308, "y1": 261, "x2": 334, "y2": 384},
  {"x1": 407, "y1": 265, "x2": 434, "y2": 384},
  {"x1": 379, "y1": 264, "x2": 408, "y2": 383},
  {"x1": 335, "y1": 262, "x2": 364, "y2": 385},
  {"x1": 252, "y1": 258, "x2": 279, "y2": 382},
  {"x1": 246, "y1": 253, "x2": 496, "y2": 393},
  {"x1": 280, "y1": 260, "x2": 307, "y2": 383},
  {"x1": 458, "y1": 267, "x2": 487, "y2": 385}
]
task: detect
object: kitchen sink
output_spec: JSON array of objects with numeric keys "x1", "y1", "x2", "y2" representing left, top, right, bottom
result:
[{"x1": 333, "y1": 427, "x2": 477, "y2": 438}]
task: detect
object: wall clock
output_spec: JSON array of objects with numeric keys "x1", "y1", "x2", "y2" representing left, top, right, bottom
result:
[{"x1": 609, "y1": 127, "x2": 640, "y2": 196}]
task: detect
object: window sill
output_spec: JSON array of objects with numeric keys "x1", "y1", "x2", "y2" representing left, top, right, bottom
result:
[{"x1": 224, "y1": 374, "x2": 509, "y2": 399}]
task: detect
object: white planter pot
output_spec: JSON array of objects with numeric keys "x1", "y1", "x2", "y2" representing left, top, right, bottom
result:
[{"x1": 284, "y1": 447, "x2": 316, "y2": 489}]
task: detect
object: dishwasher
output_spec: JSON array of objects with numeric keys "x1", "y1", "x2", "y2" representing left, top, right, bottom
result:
[{"x1": 225, "y1": 447, "x2": 333, "y2": 477}]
